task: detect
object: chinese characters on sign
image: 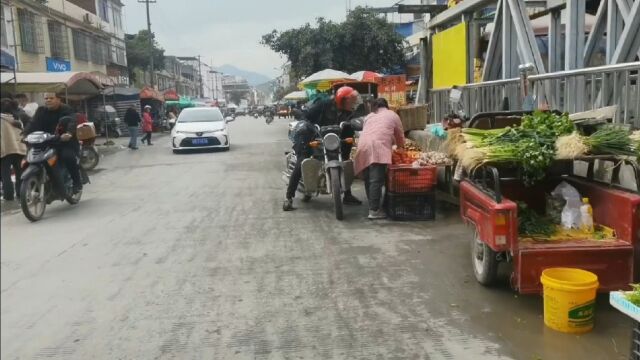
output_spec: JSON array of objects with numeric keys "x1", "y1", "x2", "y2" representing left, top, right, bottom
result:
[{"x1": 377, "y1": 75, "x2": 406, "y2": 107}]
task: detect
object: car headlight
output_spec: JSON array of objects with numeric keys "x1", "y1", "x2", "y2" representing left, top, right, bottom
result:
[{"x1": 323, "y1": 133, "x2": 340, "y2": 151}]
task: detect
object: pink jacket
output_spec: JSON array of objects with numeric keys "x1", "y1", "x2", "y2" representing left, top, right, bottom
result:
[
  {"x1": 354, "y1": 108, "x2": 405, "y2": 175},
  {"x1": 142, "y1": 112, "x2": 153, "y2": 132}
]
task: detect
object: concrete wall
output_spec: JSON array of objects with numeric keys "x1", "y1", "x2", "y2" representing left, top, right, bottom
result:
[{"x1": 10, "y1": 0, "x2": 124, "y2": 74}]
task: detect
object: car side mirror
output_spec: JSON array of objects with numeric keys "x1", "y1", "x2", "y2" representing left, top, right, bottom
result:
[{"x1": 225, "y1": 116, "x2": 234, "y2": 123}]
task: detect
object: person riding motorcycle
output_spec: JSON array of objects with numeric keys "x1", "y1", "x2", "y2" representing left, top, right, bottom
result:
[
  {"x1": 25, "y1": 92, "x2": 82, "y2": 193},
  {"x1": 283, "y1": 86, "x2": 362, "y2": 211}
]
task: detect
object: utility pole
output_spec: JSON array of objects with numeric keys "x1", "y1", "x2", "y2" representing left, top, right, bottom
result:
[
  {"x1": 197, "y1": 55, "x2": 203, "y2": 98},
  {"x1": 138, "y1": 0, "x2": 156, "y2": 87}
]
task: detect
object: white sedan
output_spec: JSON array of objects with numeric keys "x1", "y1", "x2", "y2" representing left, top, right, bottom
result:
[{"x1": 171, "y1": 107, "x2": 232, "y2": 153}]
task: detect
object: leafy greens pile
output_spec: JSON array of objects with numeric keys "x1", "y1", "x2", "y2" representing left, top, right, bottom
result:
[{"x1": 461, "y1": 111, "x2": 574, "y2": 185}]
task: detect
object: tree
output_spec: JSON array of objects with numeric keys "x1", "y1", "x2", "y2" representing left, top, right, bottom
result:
[
  {"x1": 261, "y1": 7, "x2": 405, "y2": 81},
  {"x1": 125, "y1": 30, "x2": 165, "y2": 83}
]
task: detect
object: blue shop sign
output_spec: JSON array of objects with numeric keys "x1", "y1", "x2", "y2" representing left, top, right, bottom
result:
[
  {"x1": 0, "y1": 49, "x2": 15, "y2": 70},
  {"x1": 46, "y1": 57, "x2": 71, "y2": 72}
]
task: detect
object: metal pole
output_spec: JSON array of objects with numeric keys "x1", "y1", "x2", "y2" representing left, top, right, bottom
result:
[
  {"x1": 9, "y1": 7, "x2": 19, "y2": 93},
  {"x1": 102, "y1": 90, "x2": 109, "y2": 142}
]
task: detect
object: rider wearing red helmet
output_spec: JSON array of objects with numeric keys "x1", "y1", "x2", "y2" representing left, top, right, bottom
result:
[{"x1": 283, "y1": 86, "x2": 362, "y2": 211}]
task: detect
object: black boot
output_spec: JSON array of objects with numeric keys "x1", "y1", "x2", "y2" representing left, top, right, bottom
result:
[
  {"x1": 343, "y1": 191, "x2": 362, "y2": 205},
  {"x1": 282, "y1": 198, "x2": 295, "y2": 211}
]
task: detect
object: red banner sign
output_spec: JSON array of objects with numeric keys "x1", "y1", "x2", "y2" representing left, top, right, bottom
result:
[{"x1": 377, "y1": 75, "x2": 407, "y2": 107}]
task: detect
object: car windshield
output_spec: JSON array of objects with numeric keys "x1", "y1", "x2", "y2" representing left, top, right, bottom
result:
[{"x1": 178, "y1": 109, "x2": 223, "y2": 123}]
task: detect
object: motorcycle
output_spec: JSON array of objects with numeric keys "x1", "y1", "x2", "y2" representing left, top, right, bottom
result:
[
  {"x1": 19, "y1": 132, "x2": 90, "y2": 222},
  {"x1": 282, "y1": 119, "x2": 362, "y2": 220},
  {"x1": 95, "y1": 105, "x2": 122, "y2": 138},
  {"x1": 265, "y1": 112, "x2": 274, "y2": 125},
  {"x1": 79, "y1": 137, "x2": 99, "y2": 171}
]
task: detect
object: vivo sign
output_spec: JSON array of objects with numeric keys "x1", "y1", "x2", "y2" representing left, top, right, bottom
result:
[{"x1": 46, "y1": 57, "x2": 71, "y2": 72}]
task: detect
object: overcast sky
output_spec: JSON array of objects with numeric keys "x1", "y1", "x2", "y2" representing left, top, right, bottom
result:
[{"x1": 121, "y1": 0, "x2": 419, "y2": 78}]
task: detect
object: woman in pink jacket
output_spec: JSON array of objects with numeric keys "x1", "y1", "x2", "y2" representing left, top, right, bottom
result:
[
  {"x1": 140, "y1": 105, "x2": 154, "y2": 145},
  {"x1": 354, "y1": 98, "x2": 405, "y2": 219}
]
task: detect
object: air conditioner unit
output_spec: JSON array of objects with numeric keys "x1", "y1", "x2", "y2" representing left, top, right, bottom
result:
[{"x1": 83, "y1": 13, "x2": 93, "y2": 25}]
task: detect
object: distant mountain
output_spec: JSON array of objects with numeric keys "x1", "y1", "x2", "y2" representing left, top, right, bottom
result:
[{"x1": 215, "y1": 65, "x2": 271, "y2": 86}]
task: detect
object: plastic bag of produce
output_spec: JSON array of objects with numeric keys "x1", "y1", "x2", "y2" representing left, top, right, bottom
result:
[{"x1": 551, "y1": 181, "x2": 582, "y2": 229}]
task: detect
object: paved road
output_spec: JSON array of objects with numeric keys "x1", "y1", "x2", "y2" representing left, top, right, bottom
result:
[{"x1": 1, "y1": 116, "x2": 632, "y2": 359}]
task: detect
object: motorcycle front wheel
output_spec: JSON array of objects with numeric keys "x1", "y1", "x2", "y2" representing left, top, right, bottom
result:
[
  {"x1": 80, "y1": 147, "x2": 99, "y2": 171},
  {"x1": 329, "y1": 167, "x2": 344, "y2": 221},
  {"x1": 20, "y1": 174, "x2": 46, "y2": 222}
]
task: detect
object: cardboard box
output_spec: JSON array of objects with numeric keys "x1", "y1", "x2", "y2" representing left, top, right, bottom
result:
[{"x1": 76, "y1": 122, "x2": 96, "y2": 140}]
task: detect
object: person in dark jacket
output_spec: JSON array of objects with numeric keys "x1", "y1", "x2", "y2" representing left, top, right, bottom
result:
[
  {"x1": 25, "y1": 92, "x2": 82, "y2": 193},
  {"x1": 124, "y1": 106, "x2": 141, "y2": 150},
  {"x1": 283, "y1": 86, "x2": 362, "y2": 211}
]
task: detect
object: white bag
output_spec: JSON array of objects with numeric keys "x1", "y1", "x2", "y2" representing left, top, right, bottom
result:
[{"x1": 551, "y1": 181, "x2": 582, "y2": 229}]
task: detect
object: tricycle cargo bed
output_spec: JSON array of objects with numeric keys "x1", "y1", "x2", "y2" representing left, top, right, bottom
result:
[
  {"x1": 517, "y1": 238, "x2": 633, "y2": 294},
  {"x1": 460, "y1": 176, "x2": 640, "y2": 294}
]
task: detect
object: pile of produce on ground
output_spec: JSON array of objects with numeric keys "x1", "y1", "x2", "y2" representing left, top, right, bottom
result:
[{"x1": 445, "y1": 111, "x2": 640, "y2": 186}]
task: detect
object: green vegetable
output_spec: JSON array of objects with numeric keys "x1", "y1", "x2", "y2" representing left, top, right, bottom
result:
[
  {"x1": 586, "y1": 125, "x2": 636, "y2": 156},
  {"x1": 518, "y1": 202, "x2": 556, "y2": 237},
  {"x1": 626, "y1": 284, "x2": 640, "y2": 307},
  {"x1": 461, "y1": 112, "x2": 574, "y2": 185}
]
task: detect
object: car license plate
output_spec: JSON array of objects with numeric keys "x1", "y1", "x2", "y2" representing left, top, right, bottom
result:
[{"x1": 192, "y1": 138, "x2": 208, "y2": 145}]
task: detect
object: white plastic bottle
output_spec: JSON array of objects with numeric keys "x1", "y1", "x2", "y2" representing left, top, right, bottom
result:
[{"x1": 580, "y1": 198, "x2": 594, "y2": 233}]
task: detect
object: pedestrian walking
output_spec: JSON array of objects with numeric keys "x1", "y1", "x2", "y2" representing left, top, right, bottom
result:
[
  {"x1": 1, "y1": 98, "x2": 27, "y2": 201},
  {"x1": 354, "y1": 98, "x2": 405, "y2": 220},
  {"x1": 141, "y1": 106, "x2": 154, "y2": 146},
  {"x1": 124, "y1": 106, "x2": 141, "y2": 150}
]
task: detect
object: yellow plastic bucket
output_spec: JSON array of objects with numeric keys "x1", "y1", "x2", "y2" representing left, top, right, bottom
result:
[{"x1": 540, "y1": 268, "x2": 599, "y2": 334}]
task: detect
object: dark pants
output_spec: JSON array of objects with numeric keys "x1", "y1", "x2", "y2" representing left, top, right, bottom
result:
[
  {"x1": 362, "y1": 164, "x2": 387, "y2": 211},
  {"x1": 141, "y1": 131, "x2": 152, "y2": 144},
  {"x1": 285, "y1": 141, "x2": 354, "y2": 200},
  {"x1": 59, "y1": 146, "x2": 81, "y2": 187},
  {"x1": 1, "y1": 153, "x2": 24, "y2": 200}
]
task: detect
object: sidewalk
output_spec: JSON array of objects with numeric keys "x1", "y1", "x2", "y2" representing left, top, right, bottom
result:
[{"x1": 95, "y1": 132, "x2": 169, "y2": 155}]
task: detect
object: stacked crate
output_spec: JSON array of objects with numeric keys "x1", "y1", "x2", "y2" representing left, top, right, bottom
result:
[{"x1": 385, "y1": 165, "x2": 437, "y2": 221}]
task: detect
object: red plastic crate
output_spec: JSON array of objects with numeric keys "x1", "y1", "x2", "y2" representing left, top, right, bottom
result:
[{"x1": 387, "y1": 165, "x2": 437, "y2": 193}]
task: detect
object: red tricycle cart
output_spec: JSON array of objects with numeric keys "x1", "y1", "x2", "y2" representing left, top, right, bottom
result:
[{"x1": 460, "y1": 157, "x2": 640, "y2": 293}]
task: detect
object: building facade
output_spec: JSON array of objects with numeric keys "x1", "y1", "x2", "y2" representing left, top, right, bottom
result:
[{"x1": 0, "y1": 0, "x2": 128, "y2": 85}]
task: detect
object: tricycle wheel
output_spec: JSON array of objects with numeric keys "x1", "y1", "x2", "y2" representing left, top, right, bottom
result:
[{"x1": 471, "y1": 230, "x2": 498, "y2": 286}]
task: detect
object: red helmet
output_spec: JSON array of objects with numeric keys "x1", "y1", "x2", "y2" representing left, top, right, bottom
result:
[{"x1": 335, "y1": 86, "x2": 358, "y2": 110}]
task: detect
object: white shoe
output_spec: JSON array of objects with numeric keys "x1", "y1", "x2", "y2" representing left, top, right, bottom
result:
[{"x1": 368, "y1": 209, "x2": 386, "y2": 220}]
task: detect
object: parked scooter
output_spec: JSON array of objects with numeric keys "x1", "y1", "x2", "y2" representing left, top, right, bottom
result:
[
  {"x1": 20, "y1": 131, "x2": 90, "y2": 222},
  {"x1": 77, "y1": 122, "x2": 99, "y2": 171},
  {"x1": 95, "y1": 105, "x2": 122, "y2": 138}
]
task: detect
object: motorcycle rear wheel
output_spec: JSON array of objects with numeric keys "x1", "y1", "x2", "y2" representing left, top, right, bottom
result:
[
  {"x1": 330, "y1": 167, "x2": 344, "y2": 221},
  {"x1": 20, "y1": 175, "x2": 46, "y2": 222},
  {"x1": 80, "y1": 147, "x2": 99, "y2": 171}
]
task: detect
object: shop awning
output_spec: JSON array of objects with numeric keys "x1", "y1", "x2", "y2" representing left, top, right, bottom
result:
[
  {"x1": 0, "y1": 71, "x2": 104, "y2": 95},
  {"x1": 283, "y1": 90, "x2": 308, "y2": 100},
  {"x1": 299, "y1": 69, "x2": 356, "y2": 91},
  {"x1": 139, "y1": 86, "x2": 164, "y2": 101}
]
